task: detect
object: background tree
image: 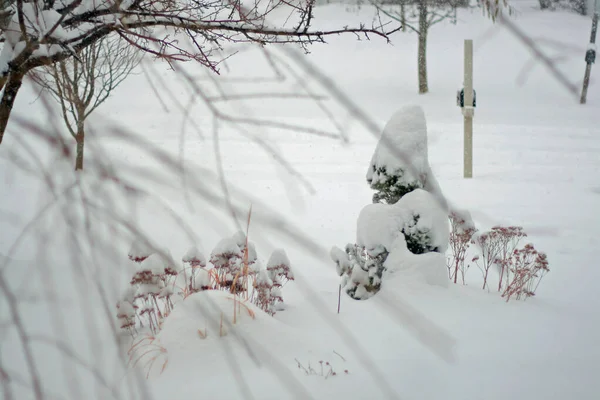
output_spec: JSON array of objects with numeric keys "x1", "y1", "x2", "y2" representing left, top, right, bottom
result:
[
  {"x1": 373, "y1": 0, "x2": 508, "y2": 94},
  {"x1": 539, "y1": 0, "x2": 592, "y2": 14},
  {"x1": 0, "y1": 0, "x2": 401, "y2": 143},
  {"x1": 30, "y1": 35, "x2": 141, "y2": 170},
  {"x1": 374, "y1": 0, "x2": 461, "y2": 94}
]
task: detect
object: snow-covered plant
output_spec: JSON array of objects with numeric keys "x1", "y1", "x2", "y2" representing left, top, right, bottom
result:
[
  {"x1": 448, "y1": 211, "x2": 477, "y2": 285},
  {"x1": 365, "y1": 107, "x2": 446, "y2": 258},
  {"x1": 502, "y1": 244, "x2": 549, "y2": 301},
  {"x1": 295, "y1": 358, "x2": 347, "y2": 378},
  {"x1": 210, "y1": 237, "x2": 243, "y2": 292},
  {"x1": 472, "y1": 231, "x2": 502, "y2": 290},
  {"x1": 469, "y1": 225, "x2": 549, "y2": 299},
  {"x1": 182, "y1": 246, "x2": 210, "y2": 294},
  {"x1": 128, "y1": 239, "x2": 154, "y2": 263},
  {"x1": 116, "y1": 300, "x2": 137, "y2": 337},
  {"x1": 253, "y1": 269, "x2": 274, "y2": 315},
  {"x1": 491, "y1": 226, "x2": 527, "y2": 292},
  {"x1": 125, "y1": 251, "x2": 179, "y2": 334},
  {"x1": 209, "y1": 231, "x2": 259, "y2": 294},
  {"x1": 266, "y1": 249, "x2": 294, "y2": 284},
  {"x1": 402, "y1": 213, "x2": 440, "y2": 255},
  {"x1": 333, "y1": 110, "x2": 449, "y2": 299},
  {"x1": 366, "y1": 106, "x2": 430, "y2": 205},
  {"x1": 266, "y1": 249, "x2": 293, "y2": 310},
  {"x1": 331, "y1": 244, "x2": 387, "y2": 300}
]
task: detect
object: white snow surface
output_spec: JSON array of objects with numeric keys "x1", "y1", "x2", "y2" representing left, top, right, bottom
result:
[
  {"x1": 2, "y1": 2, "x2": 600, "y2": 400},
  {"x1": 384, "y1": 235, "x2": 449, "y2": 287}
]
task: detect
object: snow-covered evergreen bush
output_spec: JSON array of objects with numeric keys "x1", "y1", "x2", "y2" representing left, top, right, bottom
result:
[
  {"x1": 331, "y1": 244, "x2": 387, "y2": 300},
  {"x1": 366, "y1": 106, "x2": 446, "y2": 256},
  {"x1": 366, "y1": 105, "x2": 430, "y2": 206},
  {"x1": 332, "y1": 106, "x2": 449, "y2": 300}
]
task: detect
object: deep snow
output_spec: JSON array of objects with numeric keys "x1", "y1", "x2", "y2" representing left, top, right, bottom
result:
[{"x1": 1, "y1": 1, "x2": 600, "y2": 400}]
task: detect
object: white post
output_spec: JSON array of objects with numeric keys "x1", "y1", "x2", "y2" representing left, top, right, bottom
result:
[{"x1": 463, "y1": 39, "x2": 474, "y2": 179}]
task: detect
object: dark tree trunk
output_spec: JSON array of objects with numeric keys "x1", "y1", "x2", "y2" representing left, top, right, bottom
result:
[
  {"x1": 0, "y1": 72, "x2": 24, "y2": 144},
  {"x1": 401, "y1": 3, "x2": 406, "y2": 32},
  {"x1": 75, "y1": 128, "x2": 84, "y2": 170},
  {"x1": 418, "y1": 1, "x2": 429, "y2": 94}
]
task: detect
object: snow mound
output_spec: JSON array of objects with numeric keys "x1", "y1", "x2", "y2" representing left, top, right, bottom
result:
[
  {"x1": 384, "y1": 236, "x2": 448, "y2": 288},
  {"x1": 357, "y1": 189, "x2": 449, "y2": 253},
  {"x1": 366, "y1": 105, "x2": 429, "y2": 190},
  {"x1": 149, "y1": 291, "x2": 347, "y2": 399},
  {"x1": 158, "y1": 291, "x2": 264, "y2": 350}
]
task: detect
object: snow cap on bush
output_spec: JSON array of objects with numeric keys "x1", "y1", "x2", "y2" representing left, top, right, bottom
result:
[
  {"x1": 367, "y1": 105, "x2": 430, "y2": 204},
  {"x1": 210, "y1": 237, "x2": 242, "y2": 268},
  {"x1": 182, "y1": 246, "x2": 207, "y2": 268},
  {"x1": 232, "y1": 231, "x2": 258, "y2": 263},
  {"x1": 267, "y1": 249, "x2": 293, "y2": 282},
  {"x1": 128, "y1": 238, "x2": 155, "y2": 262}
]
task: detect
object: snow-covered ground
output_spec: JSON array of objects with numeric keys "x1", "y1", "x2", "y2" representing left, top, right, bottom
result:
[{"x1": 1, "y1": 1, "x2": 599, "y2": 399}]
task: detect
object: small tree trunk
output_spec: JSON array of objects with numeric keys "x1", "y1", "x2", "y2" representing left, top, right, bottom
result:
[
  {"x1": 75, "y1": 127, "x2": 84, "y2": 170},
  {"x1": 417, "y1": 2, "x2": 429, "y2": 94},
  {"x1": 0, "y1": 72, "x2": 24, "y2": 144},
  {"x1": 401, "y1": 3, "x2": 406, "y2": 32}
]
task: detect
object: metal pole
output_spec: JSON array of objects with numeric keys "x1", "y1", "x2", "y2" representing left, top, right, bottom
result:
[
  {"x1": 464, "y1": 39, "x2": 473, "y2": 178},
  {"x1": 581, "y1": 4, "x2": 599, "y2": 104}
]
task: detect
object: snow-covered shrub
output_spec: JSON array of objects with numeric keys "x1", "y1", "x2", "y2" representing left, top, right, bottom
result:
[
  {"x1": 490, "y1": 226, "x2": 527, "y2": 292},
  {"x1": 539, "y1": 0, "x2": 588, "y2": 15},
  {"x1": 129, "y1": 254, "x2": 172, "y2": 333},
  {"x1": 119, "y1": 235, "x2": 293, "y2": 337},
  {"x1": 331, "y1": 244, "x2": 387, "y2": 300},
  {"x1": 447, "y1": 210, "x2": 477, "y2": 285},
  {"x1": 366, "y1": 106, "x2": 446, "y2": 256},
  {"x1": 357, "y1": 189, "x2": 448, "y2": 256},
  {"x1": 332, "y1": 106, "x2": 450, "y2": 300},
  {"x1": 121, "y1": 247, "x2": 181, "y2": 334},
  {"x1": 459, "y1": 224, "x2": 551, "y2": 301},
  {"x1": 366, "y1": 106, "x2": 430, "y2": 205},
  {"x1": 502, "y1": 244, "x2": 549, "y2": 301}
]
